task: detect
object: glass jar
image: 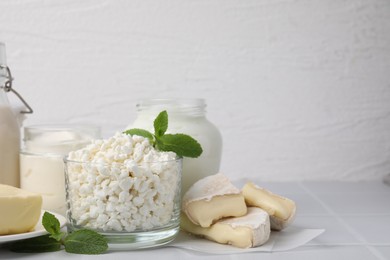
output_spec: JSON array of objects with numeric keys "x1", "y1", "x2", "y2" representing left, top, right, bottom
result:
[
  {"x1": 0, "y1": 76, "x2": 20, "y2": 186},
  {"x1": 127, "y1": 99, "x2": 223, "y2": 194},
  {"x1": 0, "y1": 42, "x2": 29, "y2": 187},
  {"x1": 20, "y1": 125, "x2": 100, "y2": 215}
]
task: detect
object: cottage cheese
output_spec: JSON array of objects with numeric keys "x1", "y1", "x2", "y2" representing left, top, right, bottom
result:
[{"x1": 66, "y1": 132, "x2": 181, "y2": 232}]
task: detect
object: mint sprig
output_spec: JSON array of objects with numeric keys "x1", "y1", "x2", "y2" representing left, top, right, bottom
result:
[
  {"x1": 8, "y1": 211, "x2": 108, "y2": 255},
  {"x1": 124, "y1": 110, "x2": 203, "y2": 158}
]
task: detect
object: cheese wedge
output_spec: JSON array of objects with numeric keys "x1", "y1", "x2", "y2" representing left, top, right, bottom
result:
[
  {"x1": 181, "y1": 207, "x2": 270, "y2": 248},
  {"x1": 242, "y1": 182, "x2": 296, "y2": 230},
  {"x1": 0, "y1": 184, "x2": 42, "y2": 235},
  {"x1": 182, "y1": 173, "x2": 247, "y2": 227}
]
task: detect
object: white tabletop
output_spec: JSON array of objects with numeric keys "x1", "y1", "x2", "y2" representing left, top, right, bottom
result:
[{"x1": 1, "y1": 180, "x2": 389, "y2": 260}]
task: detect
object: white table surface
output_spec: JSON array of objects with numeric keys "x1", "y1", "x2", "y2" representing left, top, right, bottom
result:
[{"x1": 1, "y1": 180, "x2": 389, "y2": 260}]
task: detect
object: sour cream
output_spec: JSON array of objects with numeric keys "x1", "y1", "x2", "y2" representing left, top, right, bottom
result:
[{"x1": 19, "y1": 125, "x2": 99, "y2": 215}]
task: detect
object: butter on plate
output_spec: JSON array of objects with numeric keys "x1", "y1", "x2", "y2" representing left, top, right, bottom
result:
[{"x1": 0, "y1": 184, "x2": 42, "y2": 235}]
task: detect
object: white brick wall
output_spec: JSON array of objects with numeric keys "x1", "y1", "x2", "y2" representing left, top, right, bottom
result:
[{"x1": 1, "y1": 0, "x2": 390, "y2": 181}]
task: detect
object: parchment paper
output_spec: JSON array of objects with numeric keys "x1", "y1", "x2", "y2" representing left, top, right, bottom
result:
[{"x1": 169, "y1": 227, "x2": 325, "y2": 254}]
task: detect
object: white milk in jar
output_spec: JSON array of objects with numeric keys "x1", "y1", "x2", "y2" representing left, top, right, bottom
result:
[
  {"x1": 0, "y1": 42, "x2": 26, "y2": 187},
  {"x1": 0, "y1": 105, "x2": 20, "y2": 186},
  {"x1": 20, "y1": 125, "x2": 100, "y2": 214},
  {"x1": 127, "y1": 99, "x2": 222, "y2": 194}
]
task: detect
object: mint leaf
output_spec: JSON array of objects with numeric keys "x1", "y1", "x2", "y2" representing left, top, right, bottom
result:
[
  {"x1": 154, "y1": 110, "x2": 168, "y2": 137},
  {"x1": 64, "y1": 229, "x2": 108, "y2": 255},
  {"x1": 123, "y1": 128, "x2": 154, "y2": 143},
  {"x1": 8, "y1": 234, "x2": 61, "y2": 253},
  {"x1": 42, "y1": 211, "x2": 64, "y2": 241},
  {"x1": 42, "y1": 211, "x2": 60, "y2": 234},
  {"x1": 157, "y1": 133, "x2": 203, "y2": 158}
]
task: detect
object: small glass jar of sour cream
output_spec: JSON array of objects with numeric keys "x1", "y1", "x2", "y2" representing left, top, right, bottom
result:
[
  {"x1": 127, "y1": 99, "x2": 223, "y2": 194},
  {"x1": 20, "y1": 125, "x2": 100, "y2": 215}
]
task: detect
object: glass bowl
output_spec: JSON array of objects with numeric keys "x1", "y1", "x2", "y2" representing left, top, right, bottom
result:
[{"x1": 64, "y1": 157, "x2": 182, "y2": 250}]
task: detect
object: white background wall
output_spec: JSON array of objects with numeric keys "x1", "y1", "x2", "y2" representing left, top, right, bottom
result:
[{"x1": 1, "y1": 0, "x2": 390, "y2": 181}]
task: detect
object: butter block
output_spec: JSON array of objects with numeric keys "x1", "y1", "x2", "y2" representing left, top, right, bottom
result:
[
  {"x1": 0, "y1": 184, "x2": 42, "y2": 235},
  {"x1": 242, "y1": 182, "x2": 296, "y2": 230},
  {"x1": 181, "y1": 207, "x2": 271, "y2": 248},
  {"x1": 182, "y1": 173, "x2": 247, "y2": 227}
]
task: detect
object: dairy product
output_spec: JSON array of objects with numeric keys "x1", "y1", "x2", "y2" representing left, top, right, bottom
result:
[
  {"x1": 242, "y1": 182, "x2": 296, "y2": 230},
  {"x1": 20, "y1": 155, "x2": 68, "y2": 215},
  {"x1": 182, "y1": 173, "x2": 247, "y2": 227},
  {"x1": 181, "y1": 207, "x2": 270, "y2": 248},
  {"x1": 0, "y1": 43, "x2": 21, "y2": 187},
  {"x1": 66, "y1": 132, "x2": 181, "y2": 232},
  {"x1": 128, "y1": 99, "x2": 222, "y2": 194},
  {"x1": 20, "y1": 126, "x2": 99, "y2": 215},
  {"x1": 0, "y1": 105, "x2": 20, "y2": 187},
  {"x1": 0, "y1": 184, "x2": 42, "y2": 235}
]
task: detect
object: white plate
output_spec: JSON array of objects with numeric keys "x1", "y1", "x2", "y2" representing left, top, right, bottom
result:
[{"x1": 0, "y1": 211, "x2": 66, "y2": 243}]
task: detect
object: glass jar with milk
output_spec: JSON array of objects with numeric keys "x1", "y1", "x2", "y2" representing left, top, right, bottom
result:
[
  {"x1": 0, "y1": 42, "x2": 33, "y2": 187},
  {"x1": 20, "y1": 125, "x2": 100, "y2": 215},
  {"x1": 127, "y1": 99, "x2": 223, "y2": 194}
]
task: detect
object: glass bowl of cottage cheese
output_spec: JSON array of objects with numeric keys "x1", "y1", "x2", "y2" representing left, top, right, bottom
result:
[{"x1": 64, "y1": 133, "x2": 182, "y2": 249}]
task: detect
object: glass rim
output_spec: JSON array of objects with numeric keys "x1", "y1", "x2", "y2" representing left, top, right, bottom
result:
[
  {"x1": 136, "y1": 98, "x2": 206, "y2": 109},
  {"x1": 24, "y1": 124, "x2": 100, "y2": 132},
  {"x1": 63, "y1": 156, "x2": 183, "y2": 165}
]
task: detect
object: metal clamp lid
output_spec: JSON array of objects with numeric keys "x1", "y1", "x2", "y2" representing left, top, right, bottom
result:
[{"x1": 0, "y1": 64, "x2": 33, "y2": 114}]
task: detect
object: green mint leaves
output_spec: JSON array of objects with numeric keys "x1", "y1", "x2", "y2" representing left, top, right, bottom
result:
[
  {"x1": 157, "y1": 134, "x2": 203, "y2": 158},
  {"x1": 154, "y1": 110, "x2": 168, "y2": 136},
  {"x1": 42, "y1": 211, "x2": 65, "y2": 241},
  {"x1": 124, "y1": 110, "x2": 203, "y2": 158},
  {"x1": 8, "y1": 212, "x2": 108, "y2": 255},
  {"x1": 64, "y1": 229, "x2": 108, "y2": 254},
  {"x1": 43, "y1": 211, "x2": 107, "y2": 254}
]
